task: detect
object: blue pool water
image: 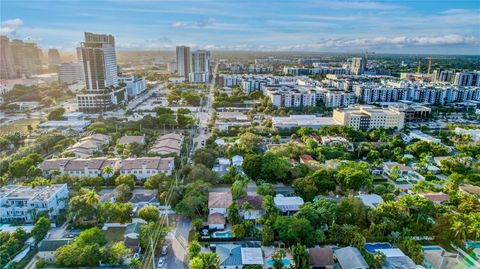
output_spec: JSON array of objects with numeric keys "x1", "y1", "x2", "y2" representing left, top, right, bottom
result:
[
  {"x1": 213, "y1": 231, "x2": 233, "y2": 238},
  {"x1": 465, "y1": 241, "x2": 480, "y2": 249},
  {"x1": 422, "y1": 246, "x2": 442, "y2": 251},
  {"x1": 364, "y1": 243, "x2": 393, "y2": 253},
  {"x1": 267, "y1": 259, "x2": 291, "y2": 267}
]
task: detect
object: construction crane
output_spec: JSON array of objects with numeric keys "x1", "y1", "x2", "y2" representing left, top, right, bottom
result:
[
  {"x1": 416, "y1": 60, "x2": 422, "y2": 80},
  {"x1": 426, "y1": 56, "x2": 433, "y2": 81}
]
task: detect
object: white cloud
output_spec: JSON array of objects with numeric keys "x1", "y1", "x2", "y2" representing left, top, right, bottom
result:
[
  {"x1": 171, "y1": 18, "x2": 218, "y2": 28},
  {"x1": 0, "y1": 18, "x2": 24, "y2": 35}
]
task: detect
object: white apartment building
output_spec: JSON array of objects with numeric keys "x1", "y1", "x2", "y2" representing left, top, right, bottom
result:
[
  {"x1": 39, "y1": 157, "x2": 175, "y2": 180},
  {"x1": 58, "y1": 62, "x2": 83, "y2": 84},
  {"x1": 264, "y1": 85, "x2": 317, "y2": 108},
  {"x1": 333, "y1": 106, "x2": 405, "y2": 131},
  {"x1": 316, "y1": 87, "x2": 356, "y2": 108},
  {"x1": 39, "y1": 158, "x2": 119, "y2": 178},
  {"x1": 0, "y1": 184, "x2": 68, "y2": 223},
  {"x1": 454, "y1": 72, "x2": 480, "y2": 87},
  {"x1": 118, "y1": 75, "x2": 146, "y2": 97},
  {"x1": 119, "y1": 157, "x2": 175, "y2": 179},
  {"x1": 189, "y1": 50, "x2": 210, "y2": 83}
]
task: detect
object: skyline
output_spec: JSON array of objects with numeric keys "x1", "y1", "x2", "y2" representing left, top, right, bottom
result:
[{"x1": 1, "y1": 0, "x2": 480, "y2": 54}]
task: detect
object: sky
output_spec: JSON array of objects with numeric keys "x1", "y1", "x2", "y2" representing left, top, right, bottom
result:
[{"x1": 1, "y1": 0, "x2": 480, "y2": 54}]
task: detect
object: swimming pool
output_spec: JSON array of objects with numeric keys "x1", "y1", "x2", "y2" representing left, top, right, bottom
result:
[
  {"x1": 267, "y1": 259, "x2": 291, "y2": 268},
  {"x1": 212, "y1": 231, "x2": 233, "y2": 238},
  {"x1": 422, "y1": 246, "x2": 443, "y2": 251},
  {"x1": 364, "y1": 243, "x2": 393, "y2": 253},
  {"x1": 465, "y1": 241, "x2": 480, "y2": 249}
]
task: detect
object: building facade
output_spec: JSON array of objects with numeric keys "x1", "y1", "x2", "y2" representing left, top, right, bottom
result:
[
  {"x1": 189, "y1": 50, "x2": 211, "y2": 83},
  {"x1": 333, "y1": 106, "x2": 405, "y2": 131},
  {"x1": 176, "y1": 45, "x2": 191, "y2": 80},
  {"x1": 0, "y1": 184, "x2": 68, "y2": 223},
  {"x1": 58, "y1": 62, "x2": 83, "y2": 84},
  {"x1": 350, "y1": 57, "x2": 366, "y2": 75}
]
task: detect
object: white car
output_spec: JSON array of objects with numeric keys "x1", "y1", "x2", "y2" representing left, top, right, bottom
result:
[
  {"x1": 161, "y1": 245, "x2": 168, "y2": 256},
  {"x1": 157, "y1": 257, "x2": 165, "y2": 268}
]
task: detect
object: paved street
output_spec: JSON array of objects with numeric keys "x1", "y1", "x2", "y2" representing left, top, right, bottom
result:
[{"x1": 165, "y1": 217, "x2": 191, "y2": 269}]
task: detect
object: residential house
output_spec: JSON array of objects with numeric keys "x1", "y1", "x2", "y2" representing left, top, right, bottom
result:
[
  {"x1": 213, "y1": 158, "x2": 231, "y2": 176},
  {"x1": 217, "y1": 244, "x2": 243, "y2": 269},
  {"x1": 419, "y1": 193, "x2": 449, "y2": 204},
  {"x1": 299, "y1": 154, "x2": 315, "y2": 165},
  {"x1": 433, "y1": 156, "x2": 449, "y2": 167},
  {"x1": 334, "y1": 247, "x2": 368, "y2": 269},
  {"x1": 356, "y1": 194, "x2": 384, "y2": 208},
  {"x1": 65, "y1": 134, "x2": 112, "y2": 158},
  {"x1": 213, "y1": 245, "x2": 264, "y2": 269},
  {"x1": 369, "y1": 166, "x2": 383, "y2": 176},
  {"x1": 37, "y1": 239, "x2": 72, "y2": 263},
  {"x1": 119, "y1": 157, "x2": 175, "y2": 179},
  {"x1": 308, "y1": 247, "x2": 335, "y2": 269},
  {"x1": 208, "y1": 213, "x2": 226, "y2": 230},
  {"x1": 378, "y1": 248, "x2": 416, "y2": 269},
  {"x1": 149, "y1": 133, "x2": 184, "y2": 156},
  {"x1": 208, "y1": 192, "x2": 232, "y2": 230},
  {"x1": 124, "y1": 222, "x2": 142, "y2": 239},
  {"x1": 118, "y1": 135, "x2": 145, "y2": 146},
  {"x1": 383, "y1": 162, "x2": 412, "y2": 177},
  {"x1": 459, "y1": 184, "x2": 480, "y2": 197},
  {"x1": 273, "y1": 194, "x2": 304, "y2": 214},
  {"x1": 320, "y1": 136, "x2": 354, "y2": 151},
  {"x1": 241, "y1": 247, "x2": 264, "y2": 267},
  {"x1": 208, "y1": 192, "x2": 233, "y2": 216},
  {"x1": 237, "y1": 194, "x2": 264, "y2": 221},
  {"x1": 232, "y1": 155, "x2": 244, "y2": 167}
]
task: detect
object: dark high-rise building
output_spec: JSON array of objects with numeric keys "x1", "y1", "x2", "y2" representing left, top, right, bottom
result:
[{"x1": 79, "y1": 32, "x2": 118, "y2": 90}]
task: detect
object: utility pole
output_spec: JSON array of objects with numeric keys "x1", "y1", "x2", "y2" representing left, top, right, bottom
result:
[{"x1": 150, "y1": 237, "x2": 155, "y2": 269}]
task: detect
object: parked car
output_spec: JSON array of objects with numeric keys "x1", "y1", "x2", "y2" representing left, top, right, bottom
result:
[
  {"x1": 161, "y1": 245, "x2": 168, "y2": 256},
  {"x1": 157, "y1": 257, "x2": 165, "y2": 268}
]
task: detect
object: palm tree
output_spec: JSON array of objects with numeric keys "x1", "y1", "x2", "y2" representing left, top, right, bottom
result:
[
  {"x1": 102, "y1": 165, "x2": 114, "y2": 178},
  {"x1": 85, "y1": 189, "x2": 100, "y2": 208},
  {"x1": 200, "y1": 253, "x2": 220, "y2": 269}
]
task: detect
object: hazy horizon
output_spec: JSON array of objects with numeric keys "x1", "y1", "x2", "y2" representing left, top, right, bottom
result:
[{"x1": 1, "y1": 0, "x2": 480, "y2": 55}]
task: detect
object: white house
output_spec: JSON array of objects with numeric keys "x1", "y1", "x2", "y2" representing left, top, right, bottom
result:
[
  {"x1": 334, "y1": 247, "x2": 368, "y2": 269},
  {"x1": 356, "y1": 194, "x2": 384, "y2": 208},
  {"x1": 208, "y1": 192, "x2": 233, "y2": 216},
  {"x1": 232, "y1": 155, "x2": 244, "y2": 167},
  {"x1": 274, "y1": 194, "x2": 304, "y2": 214},
  {"x1": 237, "y1": 194, "x2": 263, "y2": 221},
  {"x1": 37, "y1": 239, "x2": 72, "y2": 263},
  {"x1": 383, "y1": 162, "x2": 412, "y2": 177},
  {"x1": 208, "y1": 213, "x2": 226, "y2": 230},
  {"x1": 0, "y1": 184, "x2": 69, "y2": 223}
]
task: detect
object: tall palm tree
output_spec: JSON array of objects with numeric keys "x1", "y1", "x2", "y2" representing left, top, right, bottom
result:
[
  {"x1": 102, "y1": 165, "x2": 114, "y2": 178},
  {"x1": 85, "y1": 189, "x2": 100, "y2": 208}
]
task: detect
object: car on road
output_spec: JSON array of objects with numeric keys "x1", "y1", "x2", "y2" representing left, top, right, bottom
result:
[
  {"x1": 157, "y1": 257, "x2": 165, "y2": 268},
  {"x1": 161, "y1": 245, "x2": 168, "y2": 255}
]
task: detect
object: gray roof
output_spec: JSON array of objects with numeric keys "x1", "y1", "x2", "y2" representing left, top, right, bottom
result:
[
  {"x1": 217, "y1": 244, "x2": 242, "y2": 266},
  {"x1": 125, "y1": 222, "x2": 142, "y2": 235},
  {"x1": 334, "y1": 247, "x2": 368, "y2": 269},
  {"x1": 383, "y1": 256, "x2": 417, "y2": 269},
  {"x1": 38, "y1": 239, "x2": 71, "y2": 252}
]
